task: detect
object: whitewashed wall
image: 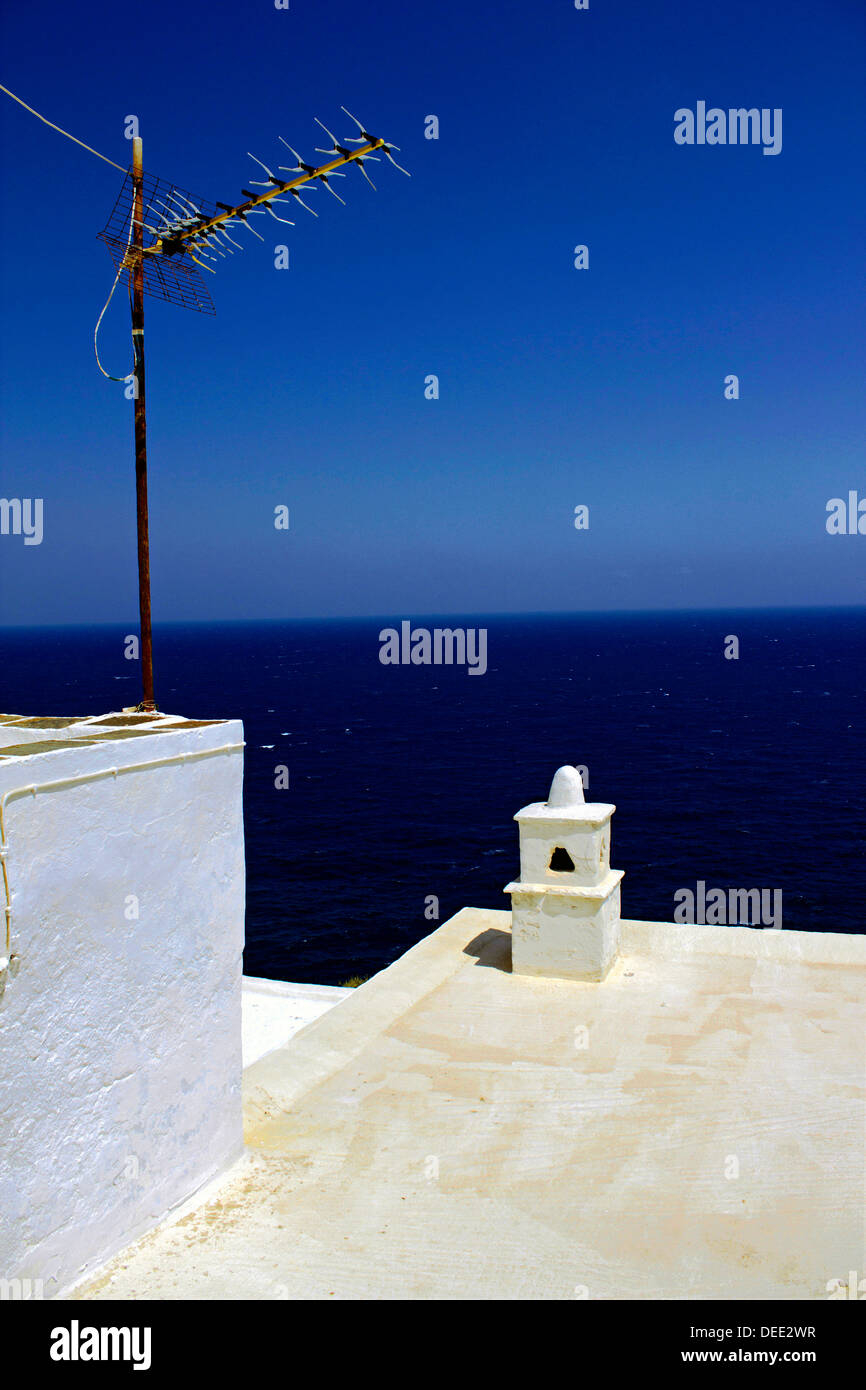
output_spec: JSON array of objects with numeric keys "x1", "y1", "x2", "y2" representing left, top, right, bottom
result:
[{"x1": 0, "y1": 717, "x2": 245, "y2": 1296}]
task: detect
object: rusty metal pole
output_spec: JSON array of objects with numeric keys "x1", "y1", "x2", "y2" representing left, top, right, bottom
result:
[{"x1": 130, "y1": 135, "x2": 156, "y2": 711}]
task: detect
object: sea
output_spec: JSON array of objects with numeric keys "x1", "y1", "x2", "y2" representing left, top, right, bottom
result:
[{"x1": 3, "y1": 608, "x2": 863, "y2": 985}]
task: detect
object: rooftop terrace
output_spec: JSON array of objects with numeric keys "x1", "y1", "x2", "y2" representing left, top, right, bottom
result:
[{"x1": 73, "y1": 907, "x2": 865, "y2": 1301}]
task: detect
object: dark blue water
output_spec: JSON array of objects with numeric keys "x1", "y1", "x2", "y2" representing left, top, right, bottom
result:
[{"x1": 3, "y1": 609, "x2": 863, "y2": 984}]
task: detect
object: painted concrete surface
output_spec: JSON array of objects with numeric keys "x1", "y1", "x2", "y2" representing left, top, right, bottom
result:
[
  {"x1": 0, "y1": 713, "x2": 246, "y2": 1297},
  {"x1": 242, "y1": 977, "x2": 350, "y2": 1068},
  {"x1": 73, "y1": 909, "x2": 866, "y2": 1301}
]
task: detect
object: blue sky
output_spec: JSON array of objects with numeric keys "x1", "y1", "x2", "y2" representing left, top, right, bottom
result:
[{"x1": 0, "y1": 0, "x2": 863, "y2": 624}]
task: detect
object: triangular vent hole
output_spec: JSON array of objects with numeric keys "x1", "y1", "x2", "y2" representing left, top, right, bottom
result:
[{"x1": 549, "y1": 846, "x2": 575, "y2": 871}]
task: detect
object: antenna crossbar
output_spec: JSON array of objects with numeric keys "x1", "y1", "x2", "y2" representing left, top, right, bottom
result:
[{"x1": 145, "y1": 138, "x2": 386, "y2": 259}]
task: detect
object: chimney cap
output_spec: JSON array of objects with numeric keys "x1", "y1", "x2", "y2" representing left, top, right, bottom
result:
[{"x1": 547, "y1": 765, "x2": 586, "y2": 809}]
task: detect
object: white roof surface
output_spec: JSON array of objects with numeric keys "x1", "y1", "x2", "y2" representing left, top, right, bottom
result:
[{"x1": 73, "y1": 909, "x2": 866, "y2": 1301}]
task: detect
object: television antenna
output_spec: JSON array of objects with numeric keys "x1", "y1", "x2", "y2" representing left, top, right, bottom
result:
[{"x1": 1, "y1": 83, "x2": 409, "y2": 710}]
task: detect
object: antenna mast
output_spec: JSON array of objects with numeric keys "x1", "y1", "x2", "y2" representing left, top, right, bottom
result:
[{"x1": 130, "y1": 136, "x2": 155, "y2": 711}]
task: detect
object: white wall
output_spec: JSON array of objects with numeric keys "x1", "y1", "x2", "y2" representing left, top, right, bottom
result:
[{"x1": 0, "y1": 715, "x2": 245, "y2": 1296}]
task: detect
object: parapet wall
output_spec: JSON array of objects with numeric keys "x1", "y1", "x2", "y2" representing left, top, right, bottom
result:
[{"x1": 0, "y1": 712, "x2": 246, "y2": 1296}]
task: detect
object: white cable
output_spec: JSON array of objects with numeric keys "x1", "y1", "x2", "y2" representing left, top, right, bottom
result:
[
  {"x1": 94, "y1": 201, "x2": 135, "y2": 382},
  {"x1": 0, "y1": 81, "x2": 126, "y2": 171}
]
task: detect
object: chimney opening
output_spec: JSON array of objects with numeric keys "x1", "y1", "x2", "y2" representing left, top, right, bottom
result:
[{"x1": 549, "y1": 846, "x2": 575, "y2": 872}]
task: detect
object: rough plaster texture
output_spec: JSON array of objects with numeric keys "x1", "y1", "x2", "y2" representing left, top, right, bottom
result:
[
  {"x1": 0, "y1": 713, "x2": 246, "y2": 1296},
  {"x1": 73, "y1": 908, "x2": 866, "y2": 1302},
  {"x1": 509, "y1": 883, "x2": 622, "y2": 982}
]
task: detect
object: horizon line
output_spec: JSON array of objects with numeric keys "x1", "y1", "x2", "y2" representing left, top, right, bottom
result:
[{"x1": 2, "y1": 601, "x2": 865, "y2": 632}]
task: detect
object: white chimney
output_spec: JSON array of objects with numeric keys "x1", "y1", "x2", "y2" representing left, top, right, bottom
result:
[{"x1": 504, "y1": 766, "x2": 623, "y2": 981}]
